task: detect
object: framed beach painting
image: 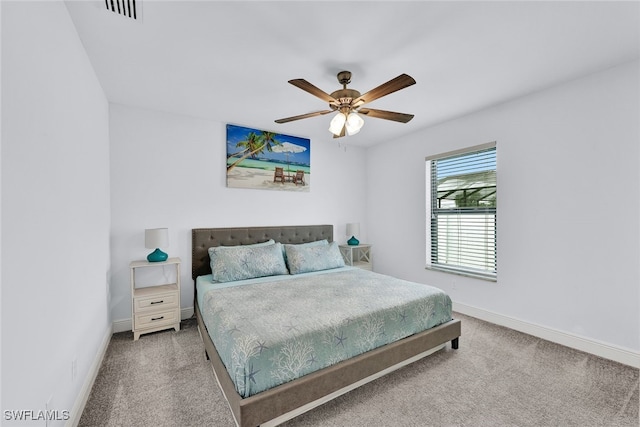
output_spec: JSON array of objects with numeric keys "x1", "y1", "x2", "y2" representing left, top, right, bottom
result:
[{"x1": 226, "y1": 124, "x2": 311, "y2": 192}]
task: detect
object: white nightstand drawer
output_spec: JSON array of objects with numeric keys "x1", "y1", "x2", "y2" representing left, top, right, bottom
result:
[
  {"x1": 130, "y1": 258, "x2": 182, "y2": 340},
  {"x1": 134, "y1": 292, "x2": 179, "y2": 312},
  {"x1": 135, "y1": 308, "x2": 179, "y2": 329}
]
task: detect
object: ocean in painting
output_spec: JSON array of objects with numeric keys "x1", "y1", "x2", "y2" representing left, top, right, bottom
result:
[{"x1": 226, "y1": 157, "x2": 310, "y2": 174}]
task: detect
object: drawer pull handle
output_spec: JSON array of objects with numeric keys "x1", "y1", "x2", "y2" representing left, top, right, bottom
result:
[
  {"x1": 150, "y1": 300, "x2": 164, "y2": 305},
  {"x1": 151, "y1": 316, "x2": 164, "y2": 321}
]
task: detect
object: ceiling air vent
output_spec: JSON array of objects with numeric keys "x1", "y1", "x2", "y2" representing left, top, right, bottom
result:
[{"x1": 105, "y1": 0, "x2": 139, "y2": 20}]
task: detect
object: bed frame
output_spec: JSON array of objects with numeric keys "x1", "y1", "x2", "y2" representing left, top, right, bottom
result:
[{"x1": 192, "y1": 225, "x2": 461, "y2": 427}]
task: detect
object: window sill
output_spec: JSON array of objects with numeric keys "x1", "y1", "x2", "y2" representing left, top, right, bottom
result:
[{"x1": 425, "y1": 265, "x2": 497, "y2": 282}]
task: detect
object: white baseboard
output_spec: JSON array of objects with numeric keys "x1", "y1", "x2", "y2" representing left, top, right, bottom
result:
[
  {"x1": 112, "y1": 307, "x2": 194, "y2": 333},
  {"x1": 66, "y1": 323, "x2": 113, "y2": 427},
  {"x1": 453, "y1": 302, "x2": 640, "y2": 368},
  {"x1": 112, "y1": 318, "x2": 130, "y2": 334}
]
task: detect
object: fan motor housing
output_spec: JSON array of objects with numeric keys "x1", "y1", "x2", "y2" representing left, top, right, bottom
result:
[{"x1": 330, "y1": 88, "x2": 361, "y2": 109}]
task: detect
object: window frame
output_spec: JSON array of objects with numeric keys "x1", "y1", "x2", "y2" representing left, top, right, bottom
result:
[{"x1": 426, "y1": 142, "x2": 497, "y2": 281}]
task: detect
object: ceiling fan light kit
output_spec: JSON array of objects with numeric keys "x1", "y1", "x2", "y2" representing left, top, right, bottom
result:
[
  {"x1": 328, "y1": 112, "x2": 347, "y2": 135},
  {"x1": 275, "y1": 71, "x2": 416, "y2": 138},
  {"x1": 345, "y1": 112, "x2": 364, "y2": 136}
]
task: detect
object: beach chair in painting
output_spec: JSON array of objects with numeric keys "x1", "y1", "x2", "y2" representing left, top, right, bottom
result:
[
  {"x1": 274, "y1": 167, "x2": 285, "y2": 183},
  {"x1": 293, "y1": 170, "x2": 305, "y2": 186}
]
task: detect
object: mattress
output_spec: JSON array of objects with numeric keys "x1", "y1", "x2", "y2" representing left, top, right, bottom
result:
[{"x1": 197, "y1": 267, "x2": 452, "y2": 398}]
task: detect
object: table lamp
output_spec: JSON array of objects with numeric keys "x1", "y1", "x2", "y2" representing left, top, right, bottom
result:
[
  {"x1": 145, "y1": 228, "x2": 169, "y2": 262},
  {"x1": 346, "y1": 223, "x2": 360, "y2": 246}
]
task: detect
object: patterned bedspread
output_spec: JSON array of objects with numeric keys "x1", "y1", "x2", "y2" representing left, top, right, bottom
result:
[{"x1": 200, "y1": 268, "x2": 452, "y2": 398}]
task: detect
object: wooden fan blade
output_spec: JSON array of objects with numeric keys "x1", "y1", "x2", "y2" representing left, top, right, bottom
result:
[
  {"x1": 358, "y1": 108, "x2": 414, "y2": 123},
  {"x1": 275, "y1": 110, "x2": 333, "y2": 124},
  {"x1": 352, "y1": 74, "x2": 416, "y2": 107},
  {"x1": 289, "y1": 79, "x2": 338, "y2": 105}
]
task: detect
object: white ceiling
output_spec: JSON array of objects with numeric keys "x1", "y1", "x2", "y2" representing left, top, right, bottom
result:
[{"x1": 65, "y1": 1, "x2": 640, "y2": 147}]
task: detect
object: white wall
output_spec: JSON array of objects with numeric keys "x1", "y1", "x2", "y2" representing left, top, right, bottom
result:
[
  {"x1": 367, "y1": 61, "x2": 640, "y2": 357},
  {"x1": 0, "y1": 0, "x2": 3, "y2": 418},
  {"x1": 109, "y1": 104, "x2": 368, "y2": 325},
  {"x1": 1, "y1": 1, "x2": 111, "y2": 424}
]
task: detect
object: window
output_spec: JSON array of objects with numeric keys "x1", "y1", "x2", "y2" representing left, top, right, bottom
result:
[{"x1": 426, "y1": 142, "x2": 497, "y2": 280}]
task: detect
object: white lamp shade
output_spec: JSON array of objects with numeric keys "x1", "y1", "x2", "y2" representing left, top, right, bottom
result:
[
  {"x1": 346, "y1": 223, "x2": 360, "y2": 237},
  {"x1": 328, "y1": 112, "x2": 347, "y2": 135},
  {"x1": 345, "y1": 112, "x2": 364, "y2": 136},
  {"x1": 145, "y1": 228, "x2": 169, "y2": 249}
]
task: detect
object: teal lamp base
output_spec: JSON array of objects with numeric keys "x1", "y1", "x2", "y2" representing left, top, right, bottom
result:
[
  {"x1": 347, "y1": 236, "x2": 360, "y2": 246},
  {"x1": 147, "y1": 248, "x2": 168, "y2": 262}
]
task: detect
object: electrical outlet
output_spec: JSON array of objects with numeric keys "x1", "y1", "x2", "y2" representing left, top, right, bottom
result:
[{"x1": 452, "y1": 280, "x2": 457, "y2": 290}]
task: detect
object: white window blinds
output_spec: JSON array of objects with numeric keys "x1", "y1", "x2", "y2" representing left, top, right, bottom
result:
[{"x1": 426, "y1": 143, "x2": 497, "y2": 280}]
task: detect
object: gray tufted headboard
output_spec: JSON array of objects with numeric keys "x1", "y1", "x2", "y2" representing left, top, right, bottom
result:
[{"x1": 191, "y1": 225, "x2": 333, "y2": 279}]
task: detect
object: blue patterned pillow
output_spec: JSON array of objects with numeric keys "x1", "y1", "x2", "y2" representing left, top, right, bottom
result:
[
  {"x1": 285, "y1": 241, "x2": 345, "y2": 274},
  {"x1": 282, "y1": 239, "x2": 328, "y2": 263},
  {"x1": 209, "y1": 242, "x2": 288, "y2": 282},
  {"x1": 208, "y1": 239, "x2": 275, "y2": 259}
]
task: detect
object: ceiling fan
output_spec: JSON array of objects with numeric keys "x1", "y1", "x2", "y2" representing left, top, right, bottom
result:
[{"x1": 275, "y1": 71, "x2": 416, "y2": 138}]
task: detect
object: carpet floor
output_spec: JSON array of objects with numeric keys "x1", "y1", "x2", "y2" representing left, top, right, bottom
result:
[{"x1": 79, "y1": 313, "x2": 639, "y2": 426}]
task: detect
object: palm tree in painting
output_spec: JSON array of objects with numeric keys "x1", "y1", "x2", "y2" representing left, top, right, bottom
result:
[
  {"x1": 227, "y1": 148, "x2": 248, "y2": 159},
  {"x1": 260, "y1": 131, "x2": 279, "y2": 151},
  {"x1": 226, "y1": 131, "x2": 282, "y2": 172},
  {"x1": 227, "y1": 131, "x2": 260, "y2": 159},
  {"x1": 226, "y1": 133, "x2": 257, "y2": 159}
]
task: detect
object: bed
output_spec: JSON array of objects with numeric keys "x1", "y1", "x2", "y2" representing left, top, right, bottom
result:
[{"x1": 192, "y1": 225, "x2": 461, "y2": 427}]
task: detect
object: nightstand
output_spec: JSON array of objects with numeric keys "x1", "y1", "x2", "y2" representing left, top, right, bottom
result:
[
  {"x1": 339, "y1": 244, "x2": 372, "y2": 271},
  {"x1": 130, "y1": 257, "x2": 181, "y2": 340}
]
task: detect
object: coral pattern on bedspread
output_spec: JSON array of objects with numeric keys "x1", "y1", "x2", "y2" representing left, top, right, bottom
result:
[{"x1": 200, "y1": 268, "x2": 452, "y2": 398}]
